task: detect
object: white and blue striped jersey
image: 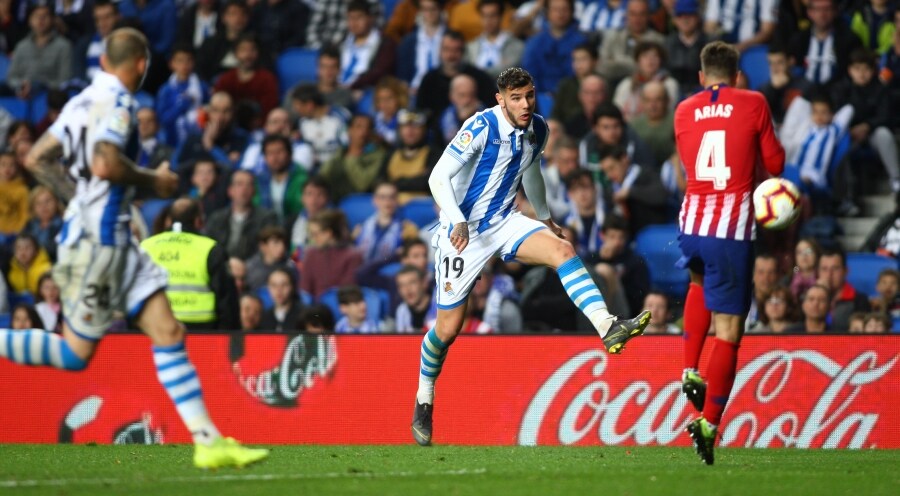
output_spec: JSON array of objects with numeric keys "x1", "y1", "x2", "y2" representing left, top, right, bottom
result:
[
  {"x1": 442, "y1": 106, "x2": 549, "y2": 234},
  {"x1": 794, "y1": 104, "x2": 853, "y2": 189},
  {"x1": 48, "y1": 71, "x2": 138, "y2": 248},
  {"x1": 704, "y1": 0, "x2": 778, "y2": 44},
  {"x1": 579, "y1": 0, "x2": 626, "y2": 34}
]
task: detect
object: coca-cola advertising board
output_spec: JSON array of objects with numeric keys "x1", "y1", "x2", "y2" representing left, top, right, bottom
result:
[{"x1": 0, "y1": 334, "x2": 897, "y2": 448}]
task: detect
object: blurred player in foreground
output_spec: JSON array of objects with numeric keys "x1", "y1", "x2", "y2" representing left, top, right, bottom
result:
[
  {"x1": 411, "y1": 67, "x2": 651, "y2": 446},
  {"x1": 674, "y1": 41, "x2": 785, "y2": 464},
  {"x1": 0, "y1": 28, "x2": 268, "y2": 469}
]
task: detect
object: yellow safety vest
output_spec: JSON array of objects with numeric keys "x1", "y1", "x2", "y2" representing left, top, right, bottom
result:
[{"x1": 140, "y1": 232, "x2": 217, "y2": 323}]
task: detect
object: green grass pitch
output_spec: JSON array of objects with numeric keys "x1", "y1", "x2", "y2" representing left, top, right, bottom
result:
[{"x1": 1, "y1": 445, "x2": 898, "y2": 496}]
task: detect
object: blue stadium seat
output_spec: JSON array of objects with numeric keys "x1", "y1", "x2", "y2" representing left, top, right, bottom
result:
[
  {"x1": 378, "y1": 262, "x2": 404, "y2": 279},
  {"x1": 740, "y1": 45, "x2": 770, "y2": 90},
  {"x1": 355, "y1": 87, "x2": 376, "y2": 117},
  {"x1": 30, "y1": 91, "x2": 47, "y2": 123},
  {"x1": 139, "y1": 198, "x2": 173, "y2": 229},
  {"x1": 846, "y1": 253, "x2": 897, "y2": 298},
  {"x1": 276, "y1": 48, "x2": 319, "y2": 96},
  {"x1": 338, "y1": 193, "x2": 375, "y2": 230},
  {"x1": 256, "y1": 286, "x2": 274, "y2": 310},
  {"x1": 382, "y1": 0, "x2": 400, "y2": 19},
  {"x1": 8, "y1": 292, "x2": 35, "y2": 308},
  {"x1": 537, "y1": 92, "x2": 554, "y2": 117},
  {"x1": 135, "y1": 91, "x2": 155, "y2": 109},
  {"x1": 299, "y1": 290, "x2": 314, "y2": 306},
  {"x1": 634, "y1": 223, "x2": 689, "y2": 298},
  {"x1": 0, "y1": 314, "x2": 9, "y2": 328},
  {"x1": 0, "y1": 53, "x2": 9, "y2": 83},
  {"x1": 400, "y1": 197, "x2": 438, "y2": 228},
  {"x1": 318, "y1": 286, "x2": 388, "y2": 323},
  {"x1": 0, "y1": 97, "x2": 28, "y2": 120}
]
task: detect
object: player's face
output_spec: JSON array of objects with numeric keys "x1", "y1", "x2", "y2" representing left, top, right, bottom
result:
[
  {"x1": 818, "y1": 255, "x2": 846, "y2": 290},
  {"x1": 396, "y1": 273, "x2": 426, "y2": 306},
  {"x1": 498, "y1": 84, "x2": 536, "y2": 129}
]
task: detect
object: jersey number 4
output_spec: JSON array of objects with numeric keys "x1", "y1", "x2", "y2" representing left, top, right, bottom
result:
[{"x1": 695, "y1": 130, "x2": 731, "y2": 190}]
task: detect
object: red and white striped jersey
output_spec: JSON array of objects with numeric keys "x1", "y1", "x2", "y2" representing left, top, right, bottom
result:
[{"x1": 674, "y1": 84, "x2": 785, "y2": 240}]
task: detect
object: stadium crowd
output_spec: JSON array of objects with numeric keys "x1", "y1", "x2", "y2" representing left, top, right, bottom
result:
[{"x1": 1, "y1": 0, "x2": 899, "y2": 334}]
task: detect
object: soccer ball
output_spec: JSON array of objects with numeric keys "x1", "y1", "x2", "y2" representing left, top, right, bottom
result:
[{"x1": 753, "y1": 178, "x2": 801, "y2": 230}]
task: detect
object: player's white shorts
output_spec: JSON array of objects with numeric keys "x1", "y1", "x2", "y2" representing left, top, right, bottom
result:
[
  {"x1": 431, "y1": 212, "x2": 545, "y2": 309},
  {"x1": 53, "y1": 237, "x2": 168, "y2": 341}
]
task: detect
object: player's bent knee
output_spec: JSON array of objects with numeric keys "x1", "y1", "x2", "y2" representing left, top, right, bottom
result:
[{"x1": 555, "y1": 240, "x2": 577, "y2": 266}]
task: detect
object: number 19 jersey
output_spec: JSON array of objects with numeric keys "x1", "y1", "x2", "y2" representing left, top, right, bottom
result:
[{"x1": 674, "y1": 84, "x2": 785, "y2": 241}]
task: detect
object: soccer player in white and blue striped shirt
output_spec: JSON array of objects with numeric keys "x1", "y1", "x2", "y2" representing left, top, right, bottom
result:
[{"x1": 411, "y1": 67, "x2": 651, "y2": 446}]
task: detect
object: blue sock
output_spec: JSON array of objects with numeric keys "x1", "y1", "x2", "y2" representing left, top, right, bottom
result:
[
  {"x1": 417, "y1": 328, "x2": 449, "y2": 404},
  {"x1": 556, "y1": 256, "x2": 612, "y2": 334},
  {"x1": 153, "y1": 341, "x2": 221, "y2": 445},
  {"x1": 0, "y1": 328, "x2": 86, "y2": 370}
]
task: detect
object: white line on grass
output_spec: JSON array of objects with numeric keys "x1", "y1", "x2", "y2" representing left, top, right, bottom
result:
[{"x1": 0, "y1": 468, "x2": 488, "y2": 488}]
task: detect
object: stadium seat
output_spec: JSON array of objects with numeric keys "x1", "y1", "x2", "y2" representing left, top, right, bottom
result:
[
  {"x1": 30, "y1": 91, "x2": 47, "y2": 123},
  {"x1": 740, "y1": 45, "x2": 770, "y2": 90},
  {"x1": 0, "y1": 314, "x2": 8, "y2": 328},
  {"x1": 276, "y1": 48, "x2": 319, "y2": 96},
  {"x1": 256, "y1": 286, "x2": 274, "y2": 310},
  {"x1": 0, "y1": 53, "x2": 9, "y2": 83},
  {"x1": 299, "y1": 290, "x2": 314, "y2": 306},
  {"x1": 634, "y1": 223, "x2": 689, "y2": 299},
  {"x1": 139, "y1": 198, "x2": 173, "y2": 229},
  {"x1": 8, "y1": 292, "x2": 35, "y2": 308},
  {"x1": 378, "y1": 262, "x2": 403, "y2": 278},
  {"x1": 400, "y1": 197, "x2": 438, "y2": 228},
  {"x1": 0, "y1": 97, "x2": 28, "y2": 120},
  {"x1": 382, "y1": 0, "x2": 400, "y2": 19},
  {"x1": 134, "y1": 91, "x2": 154, "y2": 109},
  {"x1": 338, "y1": 193, "x2": 375, "y2": 230},
  {"x1": 537, "y1": 92, "x2": 554, "y2": 117},
  {"x1": 355, "y1": 88, "x2": 376, "y2": 117},
  {"x1": 846, "y1": 253, "x2": 897, "y2": 297},
  {"x1": 318, "y1": 286, "x2": 388, "y2": 323}
]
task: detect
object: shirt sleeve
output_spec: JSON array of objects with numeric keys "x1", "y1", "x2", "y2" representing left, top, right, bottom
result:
[
  {"x1": 443, "y1": 114, "x2": 490, "y2": 166},
  {"x1": 95, "y1": 92, "x2": 137, "y2": 149}
]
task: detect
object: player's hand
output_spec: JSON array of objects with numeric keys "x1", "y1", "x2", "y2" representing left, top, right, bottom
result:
[
  {"x1": 542, "y1": 218, "x2": 564, "y2": 239},
  {"x1": 450, "y1": 222, "x2": 470, "y2": 254},
  {"x1": 153, "y1": 161, "x2": 179, "y2": 198}
]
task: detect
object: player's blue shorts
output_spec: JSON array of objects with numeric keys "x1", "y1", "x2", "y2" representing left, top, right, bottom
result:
[{"x1": 676, "y1": 234, "x2": 753, "y2": 315}]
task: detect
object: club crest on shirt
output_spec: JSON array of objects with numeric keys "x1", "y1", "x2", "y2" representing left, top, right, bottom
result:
[
  {"x1": 444, "y1": 282, "x2": 455, "y2": 296},
  {"x1": 454, "y1": 130, "x2": 474, "y2": 150},
  {"x1": 527, "y1": 131, "x2": 537, "y2": 147}
]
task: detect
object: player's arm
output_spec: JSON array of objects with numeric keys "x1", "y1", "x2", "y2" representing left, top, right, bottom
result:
[
  {"x1": 755, "y1": 96, "x2": 785, "y2": 176},
  {"x1": 92, "y1": 141, "x2": 177, "y2": 198},
  {"x1": 521, "y1": 163, "x2": 563, "y2": 237},
  {"x1": 429, "y1": 152, "x2": 469, "y2": 253},
  {"x1": 24, "y1": 132, "x2": 75, "y2": 203}
]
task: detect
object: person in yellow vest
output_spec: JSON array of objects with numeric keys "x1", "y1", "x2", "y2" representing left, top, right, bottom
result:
[{"x1": 141, "y1": 198, "x2": 239, "y2": 331}]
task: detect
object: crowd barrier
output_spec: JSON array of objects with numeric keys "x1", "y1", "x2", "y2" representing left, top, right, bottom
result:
[{"x1": 1, "y1": 334, "x2": 897, "y2": 448}]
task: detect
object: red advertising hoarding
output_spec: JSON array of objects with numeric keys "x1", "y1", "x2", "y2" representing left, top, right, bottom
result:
[{"x1": 0, "y1": 335, "x2": 897, "y2": 448}]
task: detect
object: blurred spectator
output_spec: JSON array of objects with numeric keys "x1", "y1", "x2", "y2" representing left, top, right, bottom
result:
[
  {"x1": 373, "y1": 76, "x2": 408, "y2": 147},
  {"x1": 33, "y1": 272, "x2": 59, "y2": 332},
  {"x1": 552, "y1": 43, "x2": 603, "y2": 135},
  {"x1": 335, "y1": 285, "x2": 379, "y2": 333},
  {"x1": 788, "y1": 0, "x2": 862, "y2": 87},
  {"x1": 0, "y1": 108, "x2": 13, "y2": 146},
  {"x1": 467, "y1": 264, "x2": 522, "y2": 333},
  {"x1": 438, "y1": 74, "x2": 485, "y2": 145},
  {"x1": 290, "y1": 176, "x2": 331, "y2": 255},
  {"x1": 563, "y1": 169, "x2": 603, "y2": 257},
  {"x1": 259, "y1": 267, "x2": 303, "y2": 332},
  {"x1": 34, "y1": 89, "x2": 68, "y2": 136},
  {"x1": 0, "y1": 150, "x2": 29, "y2": 237},
  {"x1": 306, "y1": 0, "x2": 382, "y2": 50},
  {"x1": 196, "y1": 0, "x2": 251, "y2": 81},
  {"x1": 338, "y1": 0, "x2": 396, "y2": 92},
  {"x1": 6, "y1": 120, "x2": 35, "y2": 150},
  {"x1": 239, "y1": 293, "x2": 263, "y2": 331},
  {"x1": 319, "y1": 114, "x2": 388, "y2": 201},
  {"x1": 630, "y1": 80, "x2": 675, "y2": 168},
  {"x1": 597, "y1": 143, "x2": 668, "y2": 234},
  {"x1": 0, "y1": 0, "x2": 28, "y2": 54},
  {"x1": 448, "y1": 0, "x2": 514, "y2": 42},
  {"x1": 511, "y1": 0, "x2": 548, "y2": 39},
  {"x1": 831, "y1": 49, "x2": 900, "y2": 196},
  {"x1": 21, "y1": 186, "x2": 62, "y2": 262},
  {"x1": 642, "y1": 291, "x2": 680, "y2": 334},
  {"x1": 818, "y1": 247, "x2": 870, "y2": 331},
  {"x1": 466, "y1": 0, "x2": 523, "y2": 79},
  {"x1": 314, "y1": 45, "x2": 354, "y2": 111},
  {"x1": 157, "y1": 44, "x2": 210, "y2": 148},
  {"x1": 300, "y1": 209, "x2": 363, "y2": 299},
  {"x1": 213, "y1": 34, "x2": 279, "y2": 124},
  {"x1": 394, "y1": 265, "x2": 436, "y2": 333},
  {"x1": 416, "y1": 30, "x2": 496, "y2": 127},
  {"x1": 400, "y1": 238, "x2": 431, "y2": 275},
  {"x1": 180, "y1": 157, "x2": 229, "y2": 215},
  {"x1": 175, "y1": 92, "x2": 249, "y2": 168},
  {"x1": 241, "y1": 108, "x2": 314, "y2": 174},
  {"x1": 703, "y1": 0, "x2": 776, "y2": 52},
  {"x1": 72, "y1": 0, "x2": 120, "y2": 83},
  {"x1": 579, "y1": 102, "x2": 655, "y2": 172},
  {"x1": 244, "y1": 225, "x2": 298, "y2": 293},
  {"x1": 290, "y1": 83, "x2": 349, "y2": 168},
  {"x1": 861, "y1": 206, "x2": 900, "y2": 258},
  {"x1": 254, "y1": 134, "x2": 308, "y2": 223},
  {"x1": 7, "y1": 234, "x2": 51, "y2": 295},
  {"x1": 4, "y1": 3, "x2": 72, "y2": 98},
  {"x1": 863, "y1": 312, "x2": 891, "y2": 333},
  {"x1": 755, "y1": 285, "x2": 801, "y2": 333},
  {"x1": 11, "y1": 303, "x2": 44, "y2": 330},
  {"x1": 598, "y1": 0, "x2": 665, "y2": 84},
  {"x1": 849, "y1": 0, "x2": 895, "y2": 55},
  {"x1": 136, "y1": 107, "x2": 173, "y2": 169},
  {"x1": 385, "y1": 109, "x2": 440, "y2": 201},
  {"x1": 251, "y1": 0, "x2": 310, "y2": 55},
  {"x1": 177, "y1": 0, "x2": 219, "y2": 49},
  {"x1": 848, "y1": 311, "x2": 866, "y2": 332},
  {"x1": 300, "y1": 304, "x2": 336, "y2": 333},
  {"x1": 791, "y1": 283, "x2": 831, "y2": 333},
  {"x1": 397, "y1": 0, "x2": 445, "y2": 92},
  {"x1": 666, "y1": 0, "x2": 708, "y2": 97},
  {"x1": 580, "y1": 0, "x2": 628, "y2": 35},
  {"x1": 747, "y1": 253, "x2": 779, "y2": 331},
  {"x1": 759, "y1": 45, "x2": 811, "y2": 128},
  {"x1": 521, "y1": 0, "x2": 585, "y2": 97},
  {"x1": 612, "y1": 41, "x2": 679, "y2": 123},
  {"x1": 870, "y1": 268, "x2": 900, "y2": 316},
  {"x1": 119, "y1": 0, "x2": 177, "y2": 56},
  {"x1": 785, "y1": 237, "x2": 822, "y2": 300},
  {"x1": 0, "y1": 269, "x2": 6, "y2": 315},
  {"x1": 354, "y1": 182, "x2": 419, "y2": 265},
  {"x1": 543, "y1": 135, "x2": 580, "y2": 221},
  {"x1": 589, "y1": 213, "x2": 650, "y2": 315},
  {"x1": 205, "y1": 170, "x2": 280, "y2": 260}
]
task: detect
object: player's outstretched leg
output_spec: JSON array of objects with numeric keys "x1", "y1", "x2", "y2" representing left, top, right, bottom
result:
[
  {"x1": 682, "y1": 282, "x2": 710, "y2": 411},
  {"x1": 0, "y1": 328, "x2": 88, "y2": 370},
  {"x1": 412, "y1": 327, "x2": 450, "y2": 446}
]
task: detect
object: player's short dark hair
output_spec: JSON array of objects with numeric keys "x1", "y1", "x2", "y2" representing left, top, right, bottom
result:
[
  {"x1": 337, "y1": 285, "x2": 365, "y2": 304},
  {"x1": 819, "y1": 246, "x2": 847, "y2": 268},
  {"x1": 397, "y1": 264, "x2": 426, "y2": 280},
  {"x1": 257, "y1": 225, "x2": 288, "y2": 244},
  {"x1": 592, "y1": 102, "x2": 624, "y2": 126},
  {"x1": 170, "y1": 42, "x2": 195, "y2": 59},
  {"x1": 601, "y1": 214, "x2": 629, "y2": 233},
  {"x1": 848, "y1": 48, "x2": 877, "y2": 70},
  {"x1": 290, "y1": 83, "x2": 324, "y2": 106},
  {"x1": 597, "y1": 142, "x2": 628, "y2": 162},
  {"x1": 633, "y1": 41, "x2": 667, "y2": 66},
  {"x1": 564, "y1": 168, "x2": 594, "y2": 189},
  {"x1": 105, "y1": 27, "x2": 149, "y2": 67},
  {"x1": 301, "y1": 304, "x2": 336, "y2": 331},
  {"x1": 347, "y1": 0, "x2": 373, "y2": 15},
  {"x1": 700, "y1": 41, "x2": 740, "y2": 80},
  {"x1": 401, "y1": 238, "x2": 427, "y2": 258},
  {"x1": 304, "y1": 175, "x2": 331, "y2": 198},
  {"x1": 573, "y1": 41, "x2": 599, "y2": 60},
  {"x1": 496, "y1": 67, "x2": 535, "y2": 93},
  {"x1": 262, "y1": 134, "x2": 292, "y2": 155},
  {"x1": 478, "y1": 0, "x2": 505, "y2": 14}
]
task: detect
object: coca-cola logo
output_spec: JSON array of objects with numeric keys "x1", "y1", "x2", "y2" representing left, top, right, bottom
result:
[
  {"x1": 519, "y1": 349, "x2": 897, "y2": 448},
  {"x1": 232, "y1": 334, "x2": 338, "y2": 407}
]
